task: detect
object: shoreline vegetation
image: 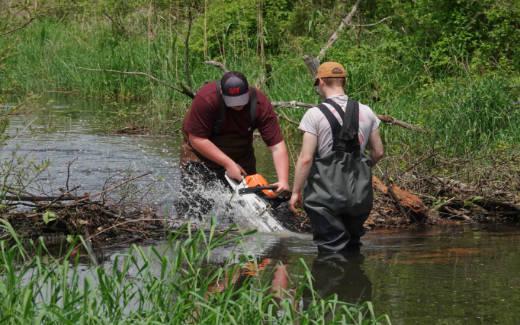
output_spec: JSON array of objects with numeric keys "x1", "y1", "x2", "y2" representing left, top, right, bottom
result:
[
  {"x1": 1, "y1": 0, "x2": 518, "y2": 224},
  {"x1": 0, "y1": 221, "x2": 391, "y2": 324},
  {"x1": 0, "y1": 1, "x2": 519, "y2": 322}
]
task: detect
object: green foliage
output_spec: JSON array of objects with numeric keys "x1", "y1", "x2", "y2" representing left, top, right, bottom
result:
[
  {"x1": 0, "y1": 0, "x2": 518, "y2": 156},
  {"x1": 190, "y1": 0, "x2": 257, "y2": 58},
  {"x1": 0, "y1": 222, "x2": 390, "y2": 324}
]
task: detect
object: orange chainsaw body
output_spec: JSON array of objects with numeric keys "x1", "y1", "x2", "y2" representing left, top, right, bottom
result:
[{"x1": 245, "y1": 174, "x2": 277, "y2": 198}]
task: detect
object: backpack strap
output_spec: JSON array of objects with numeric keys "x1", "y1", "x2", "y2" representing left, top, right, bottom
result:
[
  {"x1": 317, "y1": 103, "x2": 342, "y2": 149},
  {"x1": 212, "y1": 82, "x2": 227, "y2": 136},
  {"x1": 249, "y1": 88, "x2": 257, "y2": 130}
]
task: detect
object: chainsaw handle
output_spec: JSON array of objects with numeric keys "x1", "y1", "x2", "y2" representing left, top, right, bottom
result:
[{"x1": 238, "y1": 185, "x2": 278, "y2": 195}]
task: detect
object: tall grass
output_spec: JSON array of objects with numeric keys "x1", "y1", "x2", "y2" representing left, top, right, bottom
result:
[
  {"x1": 0, "y1": 220, "x2": 390, "y2": 324},
  {"x1": 1, "y1": 18, "x2": 518, "y2": 161}
]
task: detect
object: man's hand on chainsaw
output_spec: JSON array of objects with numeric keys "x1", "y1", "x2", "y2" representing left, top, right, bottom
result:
[
  {"x1": 272, "y1": 180, "x2": 290, "y2": 193},
  {"x1": 289, "y1": 192, "x2": 303, "y2": 214},
  {"x1": 225, "y1": 162, "x2": 246, "y2": 182}
]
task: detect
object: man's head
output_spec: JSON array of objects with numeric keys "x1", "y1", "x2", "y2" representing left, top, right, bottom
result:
[
  {"x1": 314, "y1": 62, "x2": 347, "y2": 96},
  {"x1": 220, "y1": 71, "x2": 249, "y2": 110}
]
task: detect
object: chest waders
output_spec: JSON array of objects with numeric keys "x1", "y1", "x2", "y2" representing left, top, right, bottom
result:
[{"x1": 303, "y1": 99, "x2": 373, "y2": 252}]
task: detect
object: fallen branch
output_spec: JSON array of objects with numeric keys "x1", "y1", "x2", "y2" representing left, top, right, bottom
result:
[
  {"x1": 272, "y1": 101, "x2": 314, "y2": 109},
  {"x1": 372, "y1": 176, "x2": 429, "y2": 223},
  {"x1": 76, "y1": 66, "x2": 195, "y2": 98},
  {"x1": 0, "y1": 17, "x2": 36, "y2": 37},
  {"x1": 205, "y1": 60, "x2": 228, "y2": 73},
  {"x1": 277, "y1": 111, "x2": 299, "y2": 126},
  {"x1": 273, "y1": 101, "x2": 422, "y2": 131},
  {"x1": 377, "y1": 115, "x2": 424, "y2": 131},
  {"x1": 3, "y1": 194, "x2": 81, "y2": 202},
  {"x1": 352, "y1": 16, "x2": 392, "y2": 27},
  {"x1": 87, "y1": 217, "x2": 169, "y2": 240}
]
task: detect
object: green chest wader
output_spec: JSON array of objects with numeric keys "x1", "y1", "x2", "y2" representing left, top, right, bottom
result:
[{"x1": 303, "y1": 99, "x2": 373, "y2": 252}]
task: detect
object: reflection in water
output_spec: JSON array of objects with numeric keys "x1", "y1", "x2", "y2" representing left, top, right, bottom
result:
[
  {"x1": 258, "y1": 237, "x2": 372, "y2": 305},
  {"x1": 309, "y1": 250, "x2": 372, "y2": 305}
]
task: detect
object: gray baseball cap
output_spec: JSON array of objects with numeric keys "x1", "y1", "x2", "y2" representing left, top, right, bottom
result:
[{"x1": 220, "y1": 71, "x2": 250, "y2": 107}]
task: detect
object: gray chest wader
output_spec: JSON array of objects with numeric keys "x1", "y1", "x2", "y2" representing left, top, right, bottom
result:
[{"x1": 303, "y1": 99, "x2": 373, "y2": 252}]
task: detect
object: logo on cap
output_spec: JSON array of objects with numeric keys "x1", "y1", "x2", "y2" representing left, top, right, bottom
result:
[
  {"x1": 228, "y1": 87, "x2": 241, "y2": 95},
  {"x1": 332, "y1": 67, "x2": 343, "y2": 74}
]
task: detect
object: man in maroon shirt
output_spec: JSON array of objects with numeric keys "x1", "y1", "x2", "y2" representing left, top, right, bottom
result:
[{"x1": 181, "y1": 71, "x2": 289, "y2": 196}]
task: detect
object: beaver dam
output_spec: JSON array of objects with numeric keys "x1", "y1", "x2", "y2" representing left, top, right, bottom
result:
[{"x1": 1, "y1": 99, "x2": 519, "y2": 247}]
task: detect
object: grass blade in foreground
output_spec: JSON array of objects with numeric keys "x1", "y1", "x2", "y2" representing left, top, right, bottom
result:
[{"x1": 0, "y1": 222, "x2": 390, "y2": 324}]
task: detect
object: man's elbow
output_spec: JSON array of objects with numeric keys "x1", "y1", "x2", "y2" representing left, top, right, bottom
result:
[
  {"x1": 372, "y1": 148, "x2": 384, "y2": 163},
  {"x1": 298, "y1": 154, "x2": 314, "y2": 167}
]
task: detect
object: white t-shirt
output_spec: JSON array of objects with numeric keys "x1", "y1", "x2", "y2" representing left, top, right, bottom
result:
[{"x1": 299, "y1": 95, "x2": 380, "y2": 157}]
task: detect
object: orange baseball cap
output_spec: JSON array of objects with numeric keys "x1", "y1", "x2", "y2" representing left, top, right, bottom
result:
[{"x1": 315, "y1": 62, "x2": 347, "y2": 85}]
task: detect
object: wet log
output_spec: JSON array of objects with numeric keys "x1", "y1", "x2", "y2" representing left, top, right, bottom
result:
[{"x1": 372, "y1": 176, "x2": 429, "y2": 222}]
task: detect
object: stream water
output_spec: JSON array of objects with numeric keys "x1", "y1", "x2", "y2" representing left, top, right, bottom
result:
[{"x1": 2, "y1": 97, "x2": 519, "y2": 324}]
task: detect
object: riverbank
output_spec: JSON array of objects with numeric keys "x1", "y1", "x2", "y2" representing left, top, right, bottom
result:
[
  {"x1": 1, "y1": 9, "x2": 518, "y2": 212},
  {"x1": 1, "y1": 96, "x2": 518, "y2": 245}
]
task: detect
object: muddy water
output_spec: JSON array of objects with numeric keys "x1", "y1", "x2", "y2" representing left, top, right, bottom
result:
[
  {"x1": 3, "y1": 97, "x2": 520, "y2": 324},
  {"x1": 1, "y1": 97, "x2": 277, "y2": 219},
  {"x1": 197, "y1": 225, "x2": 520, "y2": 324}
]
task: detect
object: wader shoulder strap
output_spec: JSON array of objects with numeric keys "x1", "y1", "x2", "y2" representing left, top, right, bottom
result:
[
  {"x1": 317, "y1": 103, "x2": 342, "y2": 148},
  {"x1": 324, "y1": 98, "x2": 345, "y2": 119},
  {"x1": 337, "y1": 99, "x2": 360, "y2": 153},
  {"x1": 213, "y1": 82, "x2": 227, "y2": 136}
]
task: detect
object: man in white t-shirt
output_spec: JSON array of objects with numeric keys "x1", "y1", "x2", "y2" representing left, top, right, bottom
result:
[{"x1": 289, "y1": 62, "x2": 384, "y2": 252}]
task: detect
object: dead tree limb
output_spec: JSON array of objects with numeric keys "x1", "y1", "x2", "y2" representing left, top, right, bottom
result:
[
  {"x1": 205, "y1": 60, "x2": 228, "y2": 73},
  {"x1": 77, "y1": 66, "x2": 195, "y2": 98},
  {"x1": 0, "y1": 17, "x2": 36, "y2": 37},
  {"x1": 272, "y1": 101, "x2": 314, "y2": 109},
  {"x1": 377, "y1": 115, "x2": 425, "y2": 131},
  {"x1": 277, "y1": 111, "x2": 299, "y2": 125},
  {"x1": 302, "y1": 0, "x2": 361, "y2": 77},
  {"x1": 352, "y1": 16, "x2": 392, "y2": 27},
  {"x1": 317, "y1": 0, "x2": 361, "y2": 62},
  {"x1": 273, "y1": 101, "x2": 423, "y2": 131}
]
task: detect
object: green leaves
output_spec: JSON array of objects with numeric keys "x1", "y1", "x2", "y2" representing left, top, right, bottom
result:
[{"x1": 42, "y1": 211, "x2": 57, "y2": 224}]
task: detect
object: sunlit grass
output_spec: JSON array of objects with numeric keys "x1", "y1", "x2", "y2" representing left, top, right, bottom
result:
[{"x1": 0, "y1": 220, "x2": 390, "y2": 324}]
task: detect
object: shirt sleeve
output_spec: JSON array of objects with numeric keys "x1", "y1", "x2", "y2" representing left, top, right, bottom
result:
[
  {"x1": 299, "y1": 107, "x2": 320, "y2": 136},
  {"x1": 183, "y1": 94, "x2": 217, "y2": 138},
  {"x1": 368, "y1": 107, "x2": 381, "y2": 130},
  {"x1": 255, "y1": 92, "x2": 284, "y2": 147}
]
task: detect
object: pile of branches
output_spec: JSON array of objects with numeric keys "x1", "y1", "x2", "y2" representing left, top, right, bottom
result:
[{"x1": 1, "y1": 172, "x2": 168, "y2": 247}]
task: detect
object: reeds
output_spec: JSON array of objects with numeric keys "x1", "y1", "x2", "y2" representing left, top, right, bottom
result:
[
  {"x1": 0, "y1": 220, "x2": 390, "y2": 324},
  {"x1": 1, "y1": 16, "x2": 518, "y2": 177}
]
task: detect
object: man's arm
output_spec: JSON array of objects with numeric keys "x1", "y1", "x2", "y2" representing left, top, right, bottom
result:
[
  {"x1": 289, "y1": 132, "x2": 318, "y2": 212},
  {"x1": 268, "y1": 140, "x2": 290, "y2": 192},
  {"x1": 367, "y1": 128, "x2": 384, "y2": 166},
  {"x1": 188, "y1": 133, "x2": 245, "y2": 181}
]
